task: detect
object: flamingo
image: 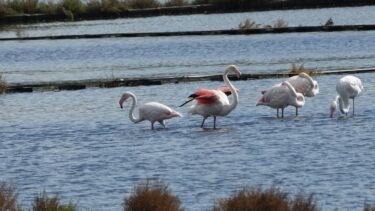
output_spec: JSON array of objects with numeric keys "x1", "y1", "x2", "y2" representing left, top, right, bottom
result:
[
  {"x1": 256, "y1": 81, "x2": 305, "y2": 118},
  {"x1": 119, "y1": 91, "x2": 182, "y2": 129},
  {"x1": 180, "y1": 65, "x2": 241, "y2": 128},
  {"x1": 329, "y1": 75, "x2": 363, "y2": 118},
  {"x1": 286, "y1": 72, "x2": 319, "y2": 116}
]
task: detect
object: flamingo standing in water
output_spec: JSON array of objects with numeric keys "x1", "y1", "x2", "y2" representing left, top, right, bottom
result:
[
  {"x1": 330, "y1": 75, "x2": 363, "y2": 118},
  {"x1": 286, "y1": 72, "x2": 319, "y2": 116},
  {"x1": 180, "y1": 65, "x2": 241, "y2": 128},
  {"x1": 119, "y1": 92, "x2": 182, "y2": 129},
  {"x1": 256, "y1": 81, "x2": 305, "y2": 118}
]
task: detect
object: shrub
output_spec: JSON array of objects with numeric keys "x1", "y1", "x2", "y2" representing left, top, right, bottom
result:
[
  {"x1": 59, "y1": 0, "x2": 84, "y2": 14},
  {"x1": 124, "y1": 179, "x2": 183, "y2": 211},
  {"x1": 364, "y1": 203, "x2": 375, "y2": 211},
  {"x1": 38, "y1": 0, "x2": 59, "y2": 14},
  {"x1": 126, "y1": 0, "x2": 160, "y2": 9},
  {"x1": 274, "y1": 18, "x2": 288, "y2": 28},
  {"x1": 164, "y1": 0, "x2": 189, "y2": 7},
  {"x1": 32, "y1": 191, "x2": 76, "y2": 211},
  {"x1": 0, "y1": 181, "x2": 18, "y2": 211},
  {"x1": 86, "y1": 0, "x2": 127, "y2": 15},
  {"x1": 239, "y1": 18, "x2": 261, "y2": 29},
  {"x1": 213, "y1": 186, "x2": 319, "y2": 211}
]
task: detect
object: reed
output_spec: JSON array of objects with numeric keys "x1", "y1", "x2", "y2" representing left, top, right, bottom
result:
[
  {"x1": 0, "y1": 73, "x2": 8, "y2": 94},
  {"x1": 123, "y1": 179, "x2": 183, "y2": 211},
  {"x1": 364, "y1": 203, "x2": 375, "y2": 211},
  {"x1": 289, "y1": 64, "x2": 319, "y2": 75},
  {"x1": 274, "y1": 18, "x2": 288, "y2": 28},
  {"x1": 239, "y1": 18, "x2": 261, "y2": 29},
  {"x1": 213, "y1": 186, "x2": 319, "y2": 211},
  {"x1": 32, "y1": 191, "x2": 77, "y2": 211},
  {"x1": 0, "y1": 181, "x2": 19, "y2": 211}
]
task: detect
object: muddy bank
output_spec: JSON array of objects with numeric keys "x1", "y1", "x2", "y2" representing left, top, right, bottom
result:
[
  {"x1": 1, "y1": 0, "x2": 375, "y2": 25},
  {"x1": 1, "y1": 24, "x2": 375, "y2": 41},
  {"x1": 5, "y1": 68, "x2": 375, "y2": 93}
]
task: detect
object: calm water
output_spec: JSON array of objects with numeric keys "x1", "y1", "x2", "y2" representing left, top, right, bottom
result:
[
  {"x1": 1, "y1": 6, "x2": 375, "y2": 210},
  {"x1": 1, "y1": 6, "x2": 375, "y2": 38},
  {"x1": 1, "y1": 73, "x2": 374, "y2": 210},
  {"x1": 2, "y1": 31, "x2": 375, "y2": 84}
]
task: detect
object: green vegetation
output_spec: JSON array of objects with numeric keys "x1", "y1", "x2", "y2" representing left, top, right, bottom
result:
[
  {"x1": 213, "y1": 186, "x2": 318, "y2": 211},
  {"x1": 239, "y1": 18, "x2": 288, "y2": 29},
  {"x1": 123, "y1": 179, "x2": 183, "y2": 211},
  {"x1": 32, "y1": 191, "x2": 77, "y2": 211}
]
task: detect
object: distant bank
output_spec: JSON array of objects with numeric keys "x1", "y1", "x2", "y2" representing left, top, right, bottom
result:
[{"x1": 1, "y1": 0, "x2": 375, "y2": 24}]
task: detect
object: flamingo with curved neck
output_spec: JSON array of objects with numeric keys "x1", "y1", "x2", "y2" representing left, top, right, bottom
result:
[
  {"x1": 119, "y1": 92, "x2": 182, "y2": 129},
  {"x1": 256, "y1": 81, "x2": 305, "y2": 118},
  {"x1": 286, "y1": 72, "x2": 319, "y2": 116},
  {"x1": 181, "y1": 65, "x2": 241, "y2": 128},
  {"x1": 330, "y1": 75, "x2": 363, "y2": 118}
]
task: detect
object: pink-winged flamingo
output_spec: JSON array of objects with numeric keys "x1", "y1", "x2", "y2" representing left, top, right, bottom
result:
[
  {"x1": 286, "y1": 72, "x2": 319, "y2": 116},
  {"x1": 119, "y1": 91, "x2": 182, "y2": 129},
  {"x1": 180, "y1": 65, "x2": 241, "y2": 129},
  {"x1": 330, "y1": 75, "x2": 363, "y2": 118},
  {"x1": 256, "y1": 81, "x2": 305, "y2": 118}
]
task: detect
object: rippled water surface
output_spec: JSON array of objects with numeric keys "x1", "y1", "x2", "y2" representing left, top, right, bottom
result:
[
  {"x1": 1, "y1": 6, "x2": 375, "y2": 210},
  {"x1": 1, "y1": 72, "x2": 375, "y2": 210},
  {"x1": 1, "y1": 6, "x2": 375, "y2": 38}
]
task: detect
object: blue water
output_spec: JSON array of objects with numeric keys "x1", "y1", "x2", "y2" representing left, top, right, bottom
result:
[
  {"x1": 1, "y1": 72, "x2": 374, "y2": 210},
  {"x1": 2, "y1": 31, "x2": 375, "y2": 84},
  {"x1": 1, "y1": 6, "x2": 375, "y2": 211}
]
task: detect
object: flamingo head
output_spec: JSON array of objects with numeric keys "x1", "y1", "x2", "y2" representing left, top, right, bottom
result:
[
  {"x1": 119, "y1": 92, "x2": 132, "y2": 109},
  {"x1": 306, "y1": 80, "x2": 319, "y2": 97},
  {"x1": 329, "y1": 99, "x2": 337, "y2": 118},
  {"x1": 295, "y1": 93, "x2": 305, "y2": 107},
  {"x1": 226, "y1": 65, "x2": 241, "y2": 79}
]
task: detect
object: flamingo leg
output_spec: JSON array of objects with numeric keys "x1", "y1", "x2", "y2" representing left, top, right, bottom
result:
[
  {"x1": 201, "y1": 117, "x2": 206, "y2": 128},
  {"x1": 277, "y1": 108, "x2": 279, "y2": 118},
  {"x1": 213, "y1": 116, "x2": 217, "y2": 129},
  {"x1": 352, "y1": 98, "x2": 355, "y2": 116},
  {"x1": 296, "y1": 107, "x2": 299, "y2": 116},
  {"x1": 281, "y1": 108, "x2": 284, "y2": 118},
  {"x1": 151, "y1": 122, "x2": 155, "y2": 130},
  {"x1": 159, "y1": 120, "x2": 166, "y2": 128}
]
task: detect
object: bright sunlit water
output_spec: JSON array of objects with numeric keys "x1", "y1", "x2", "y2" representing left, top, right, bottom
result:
[
  {"x1": 1, "y1": 73, "x2": 374, "y2": 210},
  {"x1": 1, "y1": 5, "x2": 375, "y2": 211}
]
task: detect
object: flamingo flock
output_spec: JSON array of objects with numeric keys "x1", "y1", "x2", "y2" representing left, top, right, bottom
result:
[{"x1": 119, "y1": 65, "x2": 364, "y2": 129}]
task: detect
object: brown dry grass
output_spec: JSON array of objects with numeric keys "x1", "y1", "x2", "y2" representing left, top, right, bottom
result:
[
  {"x1": 239, "y1": 18, "x2": 261, "y2": 29},
  {"x1": 289, "y1": 64, "x2": 319, "y2": 75},
  {"x1": 213, "y1": 187, "x2": 319, "y2": 211},
  {"x1": 274, "y1": 18, "x2": 288, "y2": 28},
  {"x1": 124, "y1": 179, "x2": 183, "y2": 211},
  {"x1": 0, "y1": 181, "x2": 19, "y2": 211},
  {"x1": 32, "y1": 191, "x2": 76, "y2": 211},
  {"x1": 0, "y1": 73, "x2": 8, "y2": 94}
]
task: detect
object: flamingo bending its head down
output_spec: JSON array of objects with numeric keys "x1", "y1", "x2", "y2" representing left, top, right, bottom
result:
[
  {"x1": 180, "y1": 65, "x2": 241, "y2": 128},
  {"x1": 286, "y1": 72, "x2": 319, "y2": 116},
  {"x1": 330, "y1": 75, "x2": 363, "y2": 118},
  {"x1": 119, "y1": 91, "x2": 182, "y2": 129},
  {"x1": 256, "y1": 81, "x2": 305, "y2": 118}
]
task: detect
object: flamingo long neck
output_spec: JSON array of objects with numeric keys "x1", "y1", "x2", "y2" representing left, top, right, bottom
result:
[
  {"x1": 283, "y1": 81, "x2": 298, "y2": 97},
  {"x1": 303, "y1": 73, "x2": 315, "y2": 89},
  {"x1": 337, "y1": 94, "x2": 349, "y2": 114},
  {"x1": 223, "y1": 69, "x2": 239, "y2": 115},
  {"x1": 127, "y1": 93, "x2": 143, "y2": 123}
]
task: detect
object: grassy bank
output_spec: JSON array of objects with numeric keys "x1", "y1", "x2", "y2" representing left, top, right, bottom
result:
[{"x1": 1, "y1": 179, "x2": 375, "y2": 210}]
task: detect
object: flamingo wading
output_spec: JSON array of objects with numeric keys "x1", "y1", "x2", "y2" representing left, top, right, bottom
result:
[
  {"x1": 119, "y1": 92, "x2": 182, "y2": 129},
  {"x1": 256, "y1": 81, "x2": 305, "y2": 118},
  {"x1": 286, "y1": 72, "x2": 319, "y2": 116},
  {"x1": 330, "y1": 75, "x2": 363, "y2": 117},
  {"x1": 180, "y1": 65, "x2": 241, "y2": 128}
]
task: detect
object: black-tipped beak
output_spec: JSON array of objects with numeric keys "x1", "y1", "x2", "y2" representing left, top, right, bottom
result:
[{"x1": 179, "y1": 97, "x2": 194, "y2": 107}]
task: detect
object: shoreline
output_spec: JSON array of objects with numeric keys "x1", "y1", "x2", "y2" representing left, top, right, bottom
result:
[
  {"x1": 5, "y1": 67, "x2": 375, "y2": 93},
  {"x1": 1, "y1": 1, "x2": 375, "y2": 24},
  {"x1": 2, "y1": 24, "x2": 375, "y2": 41}
]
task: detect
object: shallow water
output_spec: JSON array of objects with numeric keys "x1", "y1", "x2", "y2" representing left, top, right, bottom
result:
[
  {"x1": 1, "y1": 72, "x2": 374, "y2": 210},
  {"x1": 1, "y1": 6, "x2": 375, "y2": 38},
  {"x1": 2, "y1": 31, "x2": 375, "y2": 84}
]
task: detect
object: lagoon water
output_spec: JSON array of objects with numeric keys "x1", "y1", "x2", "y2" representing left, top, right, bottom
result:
[{"x1": 1, "y1": 6, "x2": 375, "y2": 211}]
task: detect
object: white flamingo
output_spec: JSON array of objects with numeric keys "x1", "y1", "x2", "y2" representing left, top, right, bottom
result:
[
  {"x1": 119, "y1": 92, "x2": 182, "y2": 129},
  {"x1": 180, "y1": 65, "x2": 241, "y2": 128},
  {"x1": 330, "y1": 75, "x2": 363, "y2": 117},
  {"x1": 286, "y1": 72, "x2": 319, "y2": 115},
  {"x1": 256, "y1": 81, "x2": 305, "y2": 118}
]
